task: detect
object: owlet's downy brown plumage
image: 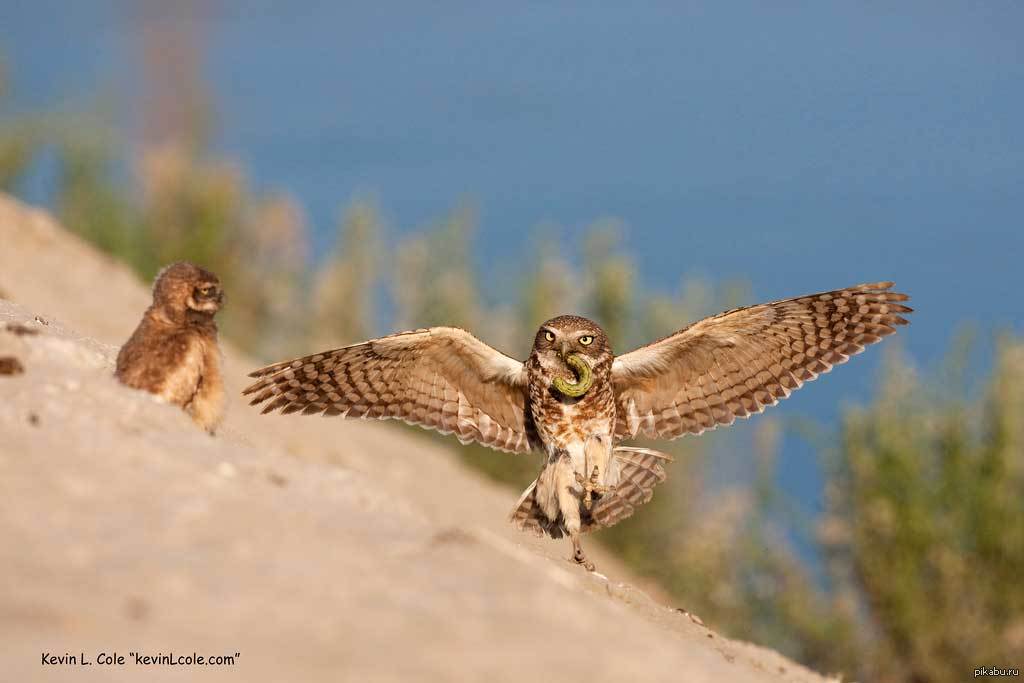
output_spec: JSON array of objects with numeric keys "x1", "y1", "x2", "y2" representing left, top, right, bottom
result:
[
  {"x1": 244, "y1": 281, "x2": 911, "y2": 571},
  {"x1": 116, "y1": 262, "x2": 225, "y2": 434}
]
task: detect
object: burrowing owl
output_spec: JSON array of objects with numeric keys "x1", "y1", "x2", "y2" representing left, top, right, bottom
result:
[
  {"x1": 244, "y1": 282, "x2": 911, "y2": 571},
  {"x1": 116, "y1": 262, "x2": 225, "y2": 434}
]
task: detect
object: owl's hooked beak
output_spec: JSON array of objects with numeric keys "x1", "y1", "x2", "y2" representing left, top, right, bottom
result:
[{"x1": 559, "y1": 341, "x2": 570, "y2": 361}]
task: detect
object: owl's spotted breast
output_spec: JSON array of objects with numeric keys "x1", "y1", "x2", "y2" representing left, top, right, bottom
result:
[{"x1": 526, "y1": 352, "x2": 616, "y2": 454}]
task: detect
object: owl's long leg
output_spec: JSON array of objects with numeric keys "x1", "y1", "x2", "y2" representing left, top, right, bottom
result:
[
  {"x1": 552, "y1": 451, "x2": 597, "y2": 572},
  {"x1": 570, "y1": 532, "x2": 595, "y2": 572},
  {"x1": 558, "y1": 479, "x2": 596, "y2": 571}
]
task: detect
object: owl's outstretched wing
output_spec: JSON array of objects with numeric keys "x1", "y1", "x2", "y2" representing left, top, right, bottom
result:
[
  {"x1": 611, "y1": 282, "x2": 912, "y2": 441},
  {"x1": 244, "y1": 327, "x2": 538, "y2": 454}
]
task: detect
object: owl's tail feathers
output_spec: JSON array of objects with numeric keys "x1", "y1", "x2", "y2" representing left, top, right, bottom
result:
[
  {"x1": 508, "y1": 481, "x2": 564, "y2": 539},
  {"x1": 611, "y1": 446, "x2": 673, "y2": 465},
  {"x1": 586, "y1": 447, "x2": 673, "y2": 530},
  {"x1": 508, "y1": 447, "x2": 673, "y2": 538}
]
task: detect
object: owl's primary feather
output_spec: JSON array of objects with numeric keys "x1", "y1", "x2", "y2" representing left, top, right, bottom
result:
[{"x1": 245, "y1": 281, "x2": 911, "y2": 572}]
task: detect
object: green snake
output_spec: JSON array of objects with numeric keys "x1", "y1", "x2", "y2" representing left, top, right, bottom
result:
[{"x1": 552, "y1": 352, "x2": 593, "y2": 398}]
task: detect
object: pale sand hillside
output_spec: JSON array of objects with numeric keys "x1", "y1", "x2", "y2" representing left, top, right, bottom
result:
[{"x1": 0, "y1": 194, "x2": 834, "y2": 682}]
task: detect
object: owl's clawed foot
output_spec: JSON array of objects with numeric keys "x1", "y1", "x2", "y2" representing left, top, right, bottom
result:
[
  {"x1": 577, "y1": 466, "x2": 615, "y2": 511},
  {"x1": 573, "y1": 548, "x2": 596, "y2": 572}
]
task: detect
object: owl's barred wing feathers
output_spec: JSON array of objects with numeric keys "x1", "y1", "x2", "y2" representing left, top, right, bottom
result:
[
  {"x1": 587, "y1": 447, "x2": 672, "y2": 530},
  {"x1": 243, "y1": 327, "x2": 539, "y2": 454},
  {"x1": 509, "y1": 482, "x2": 562, "y2": 538},
  {"x1": 612, "y1": 282, "x2": 912, "y2": 441}
]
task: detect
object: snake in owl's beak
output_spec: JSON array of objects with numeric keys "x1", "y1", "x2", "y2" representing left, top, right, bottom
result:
[{"x1": 552, "y1": 352, "x2": 593, "y2": 398}]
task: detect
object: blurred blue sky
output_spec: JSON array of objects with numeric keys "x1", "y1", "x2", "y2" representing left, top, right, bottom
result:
[{"x1": 2, "y1": 2, "x2": 1022, "y2": 524}]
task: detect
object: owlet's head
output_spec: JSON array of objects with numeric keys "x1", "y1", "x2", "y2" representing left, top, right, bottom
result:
[{"x1": 152, "y1": 262, "x2": 223, "y2": 318}]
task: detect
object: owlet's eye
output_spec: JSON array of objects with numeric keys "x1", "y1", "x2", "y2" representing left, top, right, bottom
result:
[
  {"x1": 544, "y1": 330, "x2": 556, "y2": 342},
  {"x1": 579, "y1": 335, "x2": 594, "y2": 346}
]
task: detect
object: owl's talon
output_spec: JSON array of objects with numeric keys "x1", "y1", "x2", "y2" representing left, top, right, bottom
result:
[{"x1": 578, "y1": 465, "x2": 615, "y2": 511}]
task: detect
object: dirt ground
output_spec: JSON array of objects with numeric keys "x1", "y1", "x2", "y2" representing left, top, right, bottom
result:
[{"x1": 0, "y1": 194, "x2": 835, "y2": 682}]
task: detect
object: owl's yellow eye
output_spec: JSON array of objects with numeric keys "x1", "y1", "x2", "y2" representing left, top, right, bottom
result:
[
  {"x1": 544, "y1": 330, "x2": 556, "y2": 342},
  {"x1": 579, "y1": 335, "x2": 594, "y2": 346}
]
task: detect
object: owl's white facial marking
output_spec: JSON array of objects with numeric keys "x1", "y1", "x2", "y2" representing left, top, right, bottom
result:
[{"x1": 186, "y1": 281, "x2": 224, "y2": 314}]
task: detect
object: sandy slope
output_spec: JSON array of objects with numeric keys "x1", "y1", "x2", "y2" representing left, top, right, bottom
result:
[{"x1": 0, "y1": 195, "x2": 833, "y2": 682}]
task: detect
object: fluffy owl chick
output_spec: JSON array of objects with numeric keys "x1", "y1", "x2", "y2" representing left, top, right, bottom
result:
[{"x1": 116, "y1": 262, "x2": 225, "y2": 434}]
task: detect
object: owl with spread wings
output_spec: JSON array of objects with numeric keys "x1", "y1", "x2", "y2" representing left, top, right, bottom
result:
[{"x1": 244, "y1": 281, "x2": 911, "y2": 571}]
